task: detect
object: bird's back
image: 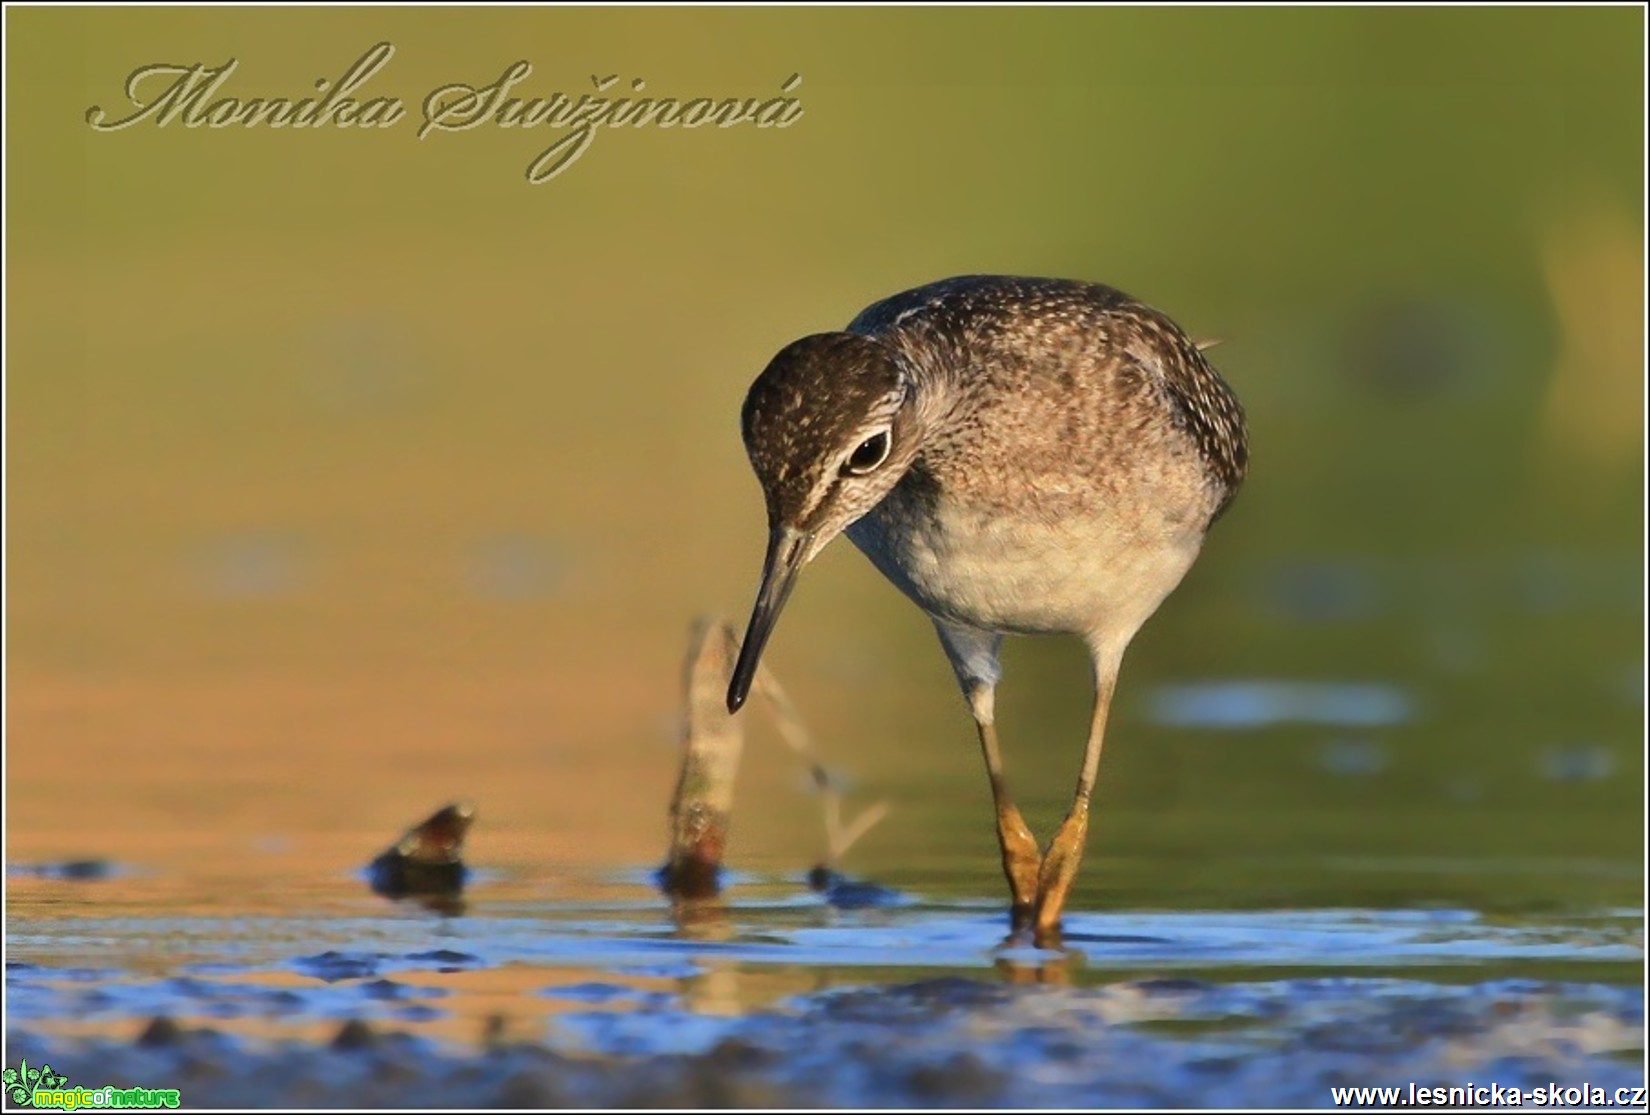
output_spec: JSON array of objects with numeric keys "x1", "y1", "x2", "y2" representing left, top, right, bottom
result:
[
  {"x1": 848, "y1": 275, "x2": 1247, "y2": 525},
  {"x1": 842, "y1": 276, "x2": 1248, "y2": 639}
]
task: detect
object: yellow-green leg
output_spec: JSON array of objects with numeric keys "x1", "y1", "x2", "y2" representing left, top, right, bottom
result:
[
  {"x1": 975, "y1": 714, "x2": 1042, "y2": 925},
  {"x1": 1032, "y1": 665, "x2": 1118, "y2": 939},
  {"x1": 938, "y1": 620, "x2": 1047, "y2": 931}
]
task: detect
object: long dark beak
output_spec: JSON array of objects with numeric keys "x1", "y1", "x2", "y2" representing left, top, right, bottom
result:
[{"x1": 727, "y1": 525, "x2": 812, "y2": 713}]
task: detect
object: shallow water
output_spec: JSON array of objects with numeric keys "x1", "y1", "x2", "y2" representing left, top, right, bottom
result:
[
  {"x1": 6, "y1": 536, "x2": 1644, "y2": 1103},
  {"x1": 6, "y1": 859, "x2": 1644, "y2": 1105},
  {"x1": 7, "y1": 7, "x2": 1645, "y2": 1106}
]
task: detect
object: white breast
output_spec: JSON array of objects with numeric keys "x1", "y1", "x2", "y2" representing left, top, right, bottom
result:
[{"x1": 845, "y1": 485, "x2": 1206, "y2": 650}]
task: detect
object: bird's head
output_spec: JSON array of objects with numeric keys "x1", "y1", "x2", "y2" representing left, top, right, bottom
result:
[{"x1": 726, "y1": 332, "x2": 921, "y2": 712}]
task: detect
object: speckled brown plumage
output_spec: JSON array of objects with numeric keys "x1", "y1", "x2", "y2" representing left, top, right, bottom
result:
[
  {"x1": 740, "y1": 332, "x2": 909, "y2": 535},
  {"x1": 727, "y1": 274, "x2": 1250, "y2": 938},
  {"x1": 847, "y1": 275, "x2": 1248, "y2": 526}
]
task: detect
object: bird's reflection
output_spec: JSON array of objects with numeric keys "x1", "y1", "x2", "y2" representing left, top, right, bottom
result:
[{"x1": 994, "y1": 927, "x2": 1076, "y2": 986}]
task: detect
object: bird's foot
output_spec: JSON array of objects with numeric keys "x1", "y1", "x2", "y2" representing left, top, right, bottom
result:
[
  {"x1": 1031, "y1": 807, "x2": 1090, "y2": 941},
  {"x1": 995, "y1": 801, "x2": 1043, "y2": 926}
]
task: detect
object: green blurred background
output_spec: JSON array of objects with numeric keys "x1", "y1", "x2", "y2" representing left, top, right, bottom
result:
[{"x1": 7, "y1": 8, "x2": 1643, "y2": 915}]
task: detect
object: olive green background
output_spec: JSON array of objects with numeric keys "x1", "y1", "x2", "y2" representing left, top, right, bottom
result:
[{"x1": 7, "y1": 8, "x2": 1643, "y2": 915}]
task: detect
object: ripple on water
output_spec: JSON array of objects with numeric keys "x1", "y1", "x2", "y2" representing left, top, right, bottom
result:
[{"x1": 5, "y1": 879, "x2": 1641, "y2": 1106}]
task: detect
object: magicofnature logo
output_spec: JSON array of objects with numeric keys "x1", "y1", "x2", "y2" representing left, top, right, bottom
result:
[
  {"x1": 3, "y1": 1061, "x2": 181, "y2": 1110},
  {"x1": 4, "y1": 1061, "x2": 68, "y2": 1106}
]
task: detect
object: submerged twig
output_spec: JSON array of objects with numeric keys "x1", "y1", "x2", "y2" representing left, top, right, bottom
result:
[
  {"x1": 659, "y1": 616, "x2": 891, "y2": 900},
  {"x1": 751, "y1": 664, "x2": 891, "y2": 868},
  {"x1": 659, "y1": 618, "x2": 745, "y2": 899}
]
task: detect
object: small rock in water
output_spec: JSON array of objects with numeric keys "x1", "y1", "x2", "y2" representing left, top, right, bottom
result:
[
  {"x1": 135, "y1": 1016, "x2": 183, "y2": 1047},
  {"x1": 907, "y1": 1051, "x2": 1005, "y2": 1102},
  {"x1": 705, "y1": 1037, "x2": 775, "y2": 1071},
  {"x1": 806, "y1": 866, "x2": 907, "y2": 909},
  {"x1": 494, "y1": 1067, "x2": 570, "y2": 1108},
  {"x1": 331, "y1": 1019, "x2": 377, "y2": 1051},
  {"x1": 294, "y1": 951, "x2": 382, "y2": 982},
  {"x1": 367, "y1": 802, "x2": 476, "y2": 900},
  {"x1": 11, "y1": 859, "x2": 118, "y2": 881},
  {"x1": 406, "y1": 949, "x2": 480, "y2": 966}
]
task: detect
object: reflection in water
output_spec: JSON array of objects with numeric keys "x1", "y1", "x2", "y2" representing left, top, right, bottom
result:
[
  {"x1": 1340, "y1": 296, "x2": 1485, "y2": 401},
  {"x1": 464, "y1": 535, "x2": 571, "y2": 601},
  {"x1": 1145, "y1": 680, "x2": 1414, "y2": 729},
  {"x1": 669, "y1": 894, "x2": 735, "y2": 943},
  {"x1": 1315, "y1": 737, "x2": 1389, "y2": 777},
  {"x1": 1257, "y1": 553, "x2": 1640, "y2": 623},
  {"x1": 6, "y1": 868, "x2": 1641, "y2": 1055},
  {"x1": 190, "y1": 533, "x2": 308, "y2": 600},
  {"x1": 1261, "y1": 559, "x2": 1383, "y2": 621},
  {"x1": 1538, "y1": 744, "x2": 1615, "y2": 783},
  {"x1": 994, "y1": 950, "x2": 1072, "y2": 987},
  {"x1": 300, "y1": 316, "x2": 430, "y2": 417},
  {"x1": 1534, "y1": 188, "x2": 1643, "y2": 492}
]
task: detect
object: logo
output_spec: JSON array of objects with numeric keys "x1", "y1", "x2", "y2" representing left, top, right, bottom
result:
[
  {"x1": 3, "y1": 1062, "x2": 181, "y2": 1110},
  {"x1": 4, "y1": 1062, "x2": 68, "y2": 1106},
  {"x1": 82, "y1": 42, "x2": 806, "y2": 186}
]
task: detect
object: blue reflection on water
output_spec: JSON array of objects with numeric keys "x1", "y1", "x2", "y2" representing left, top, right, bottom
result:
[{"x1": 1146, "y1": 681, "x2": 1415, "y2": 730}]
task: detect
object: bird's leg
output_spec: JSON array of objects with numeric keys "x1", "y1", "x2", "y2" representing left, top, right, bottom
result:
[
  {"x1": 1032, "y1": 660, "x2": 1118, "y2": 940},
  {"x1": 973, "y1": 706, "x2": 1042, "y2": 927},
  {"x1": 935, "y1": 622, "x2": 1039, "y2": 928}
]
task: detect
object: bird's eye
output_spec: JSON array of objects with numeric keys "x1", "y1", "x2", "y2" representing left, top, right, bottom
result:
[{"x1": 843, "y1": 431, "x2": 892, "y2": 476}]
